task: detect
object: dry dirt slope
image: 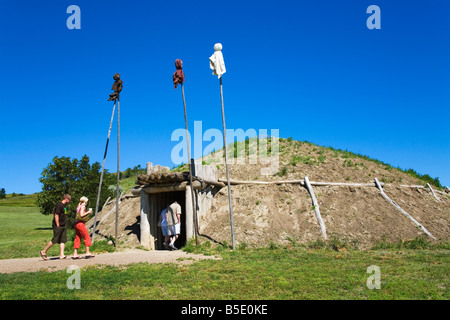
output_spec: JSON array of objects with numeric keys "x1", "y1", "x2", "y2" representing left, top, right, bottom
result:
[{"x1": 91, "y1": 138, "x2": 450, "y2": 249}]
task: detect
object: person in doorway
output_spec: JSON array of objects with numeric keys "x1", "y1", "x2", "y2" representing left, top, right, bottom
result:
[
  {"x1": 72, "y1": 196, "x2": 94, "y2": 259},
  {"x1": 40, "y1": 194, "x2": 71, "y2": 260},
  {"x1": 160, "y1": 201, "x2": 182, "y2": 250}
]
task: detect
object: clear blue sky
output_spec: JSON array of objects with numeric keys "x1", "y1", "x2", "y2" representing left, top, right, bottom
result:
[{"x1": 0, "y1": 0, "x2": 449, "y2": 194}]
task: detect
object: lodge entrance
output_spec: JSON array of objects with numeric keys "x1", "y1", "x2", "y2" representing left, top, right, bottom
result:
[{"x1": 147, "y1": 191, "x2": 186, "y2": 250}]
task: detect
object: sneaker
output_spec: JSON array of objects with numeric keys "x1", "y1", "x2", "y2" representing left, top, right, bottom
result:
[{"x1": 169, "y1": 243, "x2": 178, "y2": 250}]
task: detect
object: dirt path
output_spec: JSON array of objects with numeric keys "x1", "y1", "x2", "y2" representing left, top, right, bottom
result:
[{"x1": 0, "y1": 249, "x2": 219, "y2": 274}]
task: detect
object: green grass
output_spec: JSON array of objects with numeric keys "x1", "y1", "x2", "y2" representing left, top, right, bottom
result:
[
  {"x1": 117, "y1": 175, "x2": 140, "y2": 194},
  {"x1": 0, "y1": 203, "x2": 448, "y2": 300},
  {"x1": 0, "y1": 206, "x2": 113, "y2": 260},
  {"x1": 0, "y1": 193, "x2": 38, "y2": 207},
  {"x1": 0, "y1": 242, "x2": 448, "y2": 300},
  {"x1": 0, "y1": 172, "x2": 141, "y2": 259},
  {"x1": 204, "y1": 137, "x2": 444, "y2": 188},
  {"x1": 275, "y1": 138, "x2": 444, "y2": 189},
  {"x1": 0, "y1": 206, "x2": 55, "y2": 259},
  {"x1": 319, "y1": 144, "x2": 443, "y2": 188}
]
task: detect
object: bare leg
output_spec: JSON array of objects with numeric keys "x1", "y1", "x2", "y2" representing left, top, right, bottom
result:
[
  {"x1": 59, "y1": 243, "x2": 65, "y2": 258},
  {"x1": 170, "y1": 235, "x2": 179, "y2": 245},
  {"x1": 42, "y1": 241, "x2": 53, "y2": 254},
  {"x1": 164, "y1": 235, "x2": 170, "y2": 249},
  {"x1": 40, "y1": 241, "x2": 54, "y2": 260},
  {"x1": 169, "y1": 235, "x2": 178, "y2": 250}
]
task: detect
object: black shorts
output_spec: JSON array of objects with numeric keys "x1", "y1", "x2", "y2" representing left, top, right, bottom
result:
[{"x1": 51, "y1": 226, "x2": 67, "y2": 244}]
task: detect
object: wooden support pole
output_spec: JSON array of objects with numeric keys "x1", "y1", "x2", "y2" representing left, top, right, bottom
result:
[
  {"x1": 304, "y1": 176, "x2": 327, "y2": 240},
  {"x1": 95, "y1": 195, "x2": 122, "y2": 227},
  {"x1": 426, "y1": 183, "x2": 442, "y2": 202},
  {"x1": 374, "y1": 178, "x2": 436, "y2": 240},
  {"x1": 91, "y1": 100, "x2": 116, "y2": 243},
  {"x1": 220, "y1": 77, "x2": 235, "y2": 250},
  {"x1": 185, "y1": 185, "x2": 194, "y2": 240},
  {"x1": 139, "y1": 191, "x2": 151, "y2": 250},
  {"x1": 115, "y1": 97, "x2": 120, "y2": 247},
  {"x1": 181, "y1": 83, "x2": 198, "y2": 245}
]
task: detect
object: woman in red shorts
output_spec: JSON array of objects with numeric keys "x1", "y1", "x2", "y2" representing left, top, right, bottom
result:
[{"x1": 72, "y1": 196, "x2": 95, "y2": 259}]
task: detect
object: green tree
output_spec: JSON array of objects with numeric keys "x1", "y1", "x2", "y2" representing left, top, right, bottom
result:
[
  {"x1": 36, "y1": 156, "x2": 115, "y2": 226},
  {"x1": 121, "y1": 165, "x2": 145, "y2": 179},
  {"x1": 0, "y1": 188, "x2": 6, "y2": 199}
]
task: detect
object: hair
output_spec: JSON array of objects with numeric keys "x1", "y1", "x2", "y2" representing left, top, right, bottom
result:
[
  {"x1": 63, "y1": 194, "x2": 71, "y2": 201},
  {"x1": 78, "y1": 196, "x2": 88, "y2": 207}
]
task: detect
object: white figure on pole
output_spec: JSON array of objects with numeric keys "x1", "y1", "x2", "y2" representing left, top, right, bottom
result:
[
  {"x1": 210, "y1": 43, "x2": 235, "y2": 249},
  {"x1": 209, "y1": 43, "x2": 226, "y2": 78}
]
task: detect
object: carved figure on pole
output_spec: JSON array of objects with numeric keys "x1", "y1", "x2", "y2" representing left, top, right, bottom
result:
[{"x1": 108, "y1": 73, "x2": 123, "y2": 101}]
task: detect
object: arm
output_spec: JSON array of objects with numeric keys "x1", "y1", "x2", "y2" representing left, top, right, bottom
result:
[
  {"x1": 54, "y1": 213, "x2": 60, "y2": 227},
  {"x1": 177, "y1": 205, "x2": 181, "y2": 223},
  {"x1": 80, "y1": 205, "x2": 92, "y2": 218}
]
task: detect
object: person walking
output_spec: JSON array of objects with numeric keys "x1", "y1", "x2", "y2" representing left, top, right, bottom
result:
[
  {"x1": 40, "y1": 194, "x2": 71, "y2": 260},
  {"x1": 72, "y1": 196, "x2": 94, "y2": 259},
  {"x1": 160, "y1": 201, "x2": 182, "y2": 250}
]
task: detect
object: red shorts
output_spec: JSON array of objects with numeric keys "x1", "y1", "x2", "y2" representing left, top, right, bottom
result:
[{"x1": 74, "y1": 222, "x2": 92, "y2": 249}]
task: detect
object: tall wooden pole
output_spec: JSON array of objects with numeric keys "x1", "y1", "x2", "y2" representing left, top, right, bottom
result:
[
  {"x1": 91, "y1": 100, "x2": 116, "y2": 243},
  {"x1": 115, "y1": 96, "x2": 120, "y2": 247},
  {"x1": 181, "y1": 83, "x2": 198, "y2": 245},
  {"x1": 220, "y1": 77, "x2": 235, "y2": 250}
]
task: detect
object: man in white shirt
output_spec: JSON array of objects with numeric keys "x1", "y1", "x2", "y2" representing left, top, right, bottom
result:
[{"x1": 160, "y1": 201, "x2": 182, "y2": 250}]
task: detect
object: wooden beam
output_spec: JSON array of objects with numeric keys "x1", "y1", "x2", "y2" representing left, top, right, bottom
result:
[
  {"x1": 399, "y1": 184, "x2": 425, "y2": 188},
  {"x1": 142, "y1": 181, "x2": 205, "y2": 194},
  {"x1": 374, "y1": 178, "x2": 436, "y2": 240},
  {"x1": 197, "y1": 178, "x2": 226, "y2": 188},
  {"x1": 131, "y1": 187, "x2": 143, "y2": 197},
  {"x1": 308, "y1": 181, "x2": 382, "y2": 187},
  {"x1": 427, "y1": 183, "x2": 442, "y2": 202},
  {"x1": 219, "y1": 178, "x2": 276, "y2": 185},
  {"x1": 304, "y1": 176, "x2": 327, "y2": 240},
  {"x1": 218, "y1": 178, "x2": 385, "y2": 188}
]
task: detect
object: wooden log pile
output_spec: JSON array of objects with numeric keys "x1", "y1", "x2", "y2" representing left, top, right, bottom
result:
[{"x1": 136, "y1": 171, "x2": 191, "y2": 185}]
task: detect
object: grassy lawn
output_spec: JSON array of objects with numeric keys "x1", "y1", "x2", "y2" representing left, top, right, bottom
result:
[
  {"x1": 0, "y1": 206, "x2": 56, "y2": 259},
  {"x1": 0, "y1": 206, "x2": 112, "y2": 260},
  {"x1": 0, "y1": 194, "x2": 39, "y2": 207},
  {"x1": 1, "y1": 242, "x2": 449, "y2": 300},
  {"x1": 0, "y1": 205, "x2": 448, "y2": 300}
]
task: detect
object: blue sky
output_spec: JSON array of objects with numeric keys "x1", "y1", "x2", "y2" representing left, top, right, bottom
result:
[{"x1": 0, "y1": 0, "x2": 449, "y2": 194}]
